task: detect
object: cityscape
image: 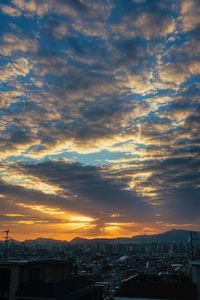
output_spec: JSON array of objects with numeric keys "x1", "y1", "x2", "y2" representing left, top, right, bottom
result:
[{"x1": 0, "y1": 229, "x2": 200, "y2": 299}]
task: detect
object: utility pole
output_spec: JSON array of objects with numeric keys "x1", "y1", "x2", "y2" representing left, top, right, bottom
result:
[{"x1": 4, "y1": 229, "x2": 9, "y2": 261}]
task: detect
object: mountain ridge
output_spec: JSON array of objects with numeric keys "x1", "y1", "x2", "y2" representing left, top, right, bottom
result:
[
  {"x1": 70, "y1": 229, "x2": 199, "y2": 244},
  {"x1": 1, "y1": 229, "x2": 199, "y2": 244}
]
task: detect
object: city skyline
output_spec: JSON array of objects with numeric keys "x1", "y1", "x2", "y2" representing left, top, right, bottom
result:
[{"x1": 0, "y1": 0, "x2": 200, "y2": 241}]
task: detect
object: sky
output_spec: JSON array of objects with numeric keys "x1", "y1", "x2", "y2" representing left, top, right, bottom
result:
[{"x1": 0, "y1": 0, "x2": 200, "y2": 241}]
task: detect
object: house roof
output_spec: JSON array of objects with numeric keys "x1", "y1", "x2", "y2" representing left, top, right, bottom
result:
[
  {"x1": 15, "y1": 276, "x2": 93, "y2": 299},
  {"x1": 114, "y1": 281, "x2": 196, "y2": 300},
  {"x1": 0, "y1": 258, "x2": 72, "y2": 266}
]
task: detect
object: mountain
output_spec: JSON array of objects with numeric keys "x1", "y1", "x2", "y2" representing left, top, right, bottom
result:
[
  {"x1": 130, "y1": 229, "x2": 196, "y2": 243},
  {"x1": 8, "y1": 238, "x2": 21, "y2": 244},
  {"x1": 24, "y1": 238, "x2": 69, "y2": 246},
  {"x1": 70, "y1": 237, "x2": 88, "y2": 244},
  {"x1": 2, "y1": 229, "x2": 199, "y2": 245},
  {"x1": 70, "y1": 236, "x2": 133, "y2": 244},
  {"x1": 70, "y1": 230, "x2": 200, "y2": 244}
]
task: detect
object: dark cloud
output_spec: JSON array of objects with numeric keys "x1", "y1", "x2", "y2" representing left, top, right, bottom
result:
[
  {"x1": 59, "y1": 0, "x2": 89, "y2": 14},
  {"x1": 18, "y1": 160, "x2": 154, "y2": 221},
  {"x1": 9, "y1": 129, "x2": 32, "y2": 145},
  {"x1": 136, "y1": 157, "x2": 199, "y2": 222},
  {"x1": 110, "y1": 0, "x2": 175, "y2": 39},
  {"x1": 105, "y1": 151, "x2": 200, "y2": 224}
]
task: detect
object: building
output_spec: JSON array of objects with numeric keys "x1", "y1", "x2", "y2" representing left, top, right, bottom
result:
[
  {"x1": 190, "y1": 260, "x2": 200, "y2": 300},
  {"x1": 114, "y1": 273, "x2": 196, "y2": 300},
  {"x1": 0, "y1": 259, "x2": 102, "y2": 300}
]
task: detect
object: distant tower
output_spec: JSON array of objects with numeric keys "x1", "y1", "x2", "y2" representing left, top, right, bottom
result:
[
  {"x1": 4, "y1": 229, "x2": 9, "y2": 261},
  {"x1": 189, "y1": 231, "x2": 197, "y2": 258}
]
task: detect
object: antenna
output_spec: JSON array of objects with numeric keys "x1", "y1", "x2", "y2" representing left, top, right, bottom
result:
[{"x1": 3, "y1": 229, "x2": 9, "y2": 261}]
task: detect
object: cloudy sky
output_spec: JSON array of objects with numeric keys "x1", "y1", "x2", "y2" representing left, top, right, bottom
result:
[{"x1": 0, "y1": 0, "x2": 200, "y2": 241}]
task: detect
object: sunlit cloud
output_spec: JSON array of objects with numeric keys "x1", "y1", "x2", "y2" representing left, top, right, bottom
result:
[
  {"x1": 180, "y1": 0, "x2": 200, "y2": 31},
  {"x1": 17, "y1": 203, "x2": 66, "y2": 215},
  {"x1": 0, "y1": 33, "x2": 38, "y2": 56},
  {"x1": 16, "y1": 203, "x2": 95, "y2": 227},
  {"x1": 18, "y1": 220, "x2": 35, "y2": 224},
  {"x1": 5, "y1": 213, "x2": 25, "y2": 217},
  {"x1": 0, "y1": 4, "x2": 21, "y2": 16},
  {"x1": 0, "y1": 166, "x2": 61, "y2": 195},
  {"x1": 0, "y1": 58, "x2": 29, "y2": 82},
  {"x1": 69, "y1": 216, "x2": 94, "y2": 222},
  {"x1": 164, "y1": 223, "x2": 192, "y2": 227}
]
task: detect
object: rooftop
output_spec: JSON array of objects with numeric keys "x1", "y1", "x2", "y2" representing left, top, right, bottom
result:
[{"x1": 0, "y1": 258, "x2": 72, "y2": 266}]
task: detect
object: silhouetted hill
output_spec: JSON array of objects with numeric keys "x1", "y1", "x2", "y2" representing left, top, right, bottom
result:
[
  {"x1": 70, "y1": 236, "x2": 132, "y2": 244},
  {"x1": 130, "y1": 229, "x2": 195, "y2": 243},
  {"x1": 70, "y1": 230, "x2": 200, "y2": 244},
  {"x1": 70, "y1": 237, "x2": 88, "y2": 244},
  {"x1": 24, "y1": 238, "x2": 69, "y2": 246},
  {"x1": 2, "y1": 229, "x2": 199, "y2": 245}
]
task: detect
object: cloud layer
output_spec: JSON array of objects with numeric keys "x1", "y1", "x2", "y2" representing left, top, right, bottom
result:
[{"x1": 0, "y1": 0, "x2": 199, "y2": 240}]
